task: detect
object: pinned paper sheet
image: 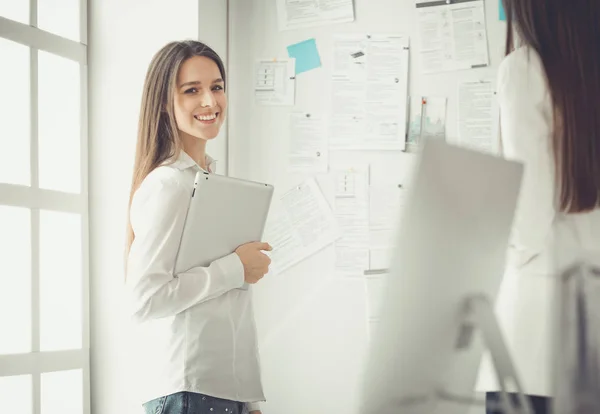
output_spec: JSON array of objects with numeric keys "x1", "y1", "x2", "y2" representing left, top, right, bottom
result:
[
  {"x1": 330, "y1": 34, "x2": 410, "y2": 151},
  {"x1": 416, "y1": 0, "x2": 489, "y2": 73},
  {"x1": 331, "y1": 163, "x2": 370, "y2": 277},
  {"x1": 458, "y1": 81, "x2": 496, "y2": 154},
  {"x1": 254, "y1": 59, "x2": 295, "y2": 106},
  {"x1": 335, "y1": 169, "x2": 357, "y2": 198},
  {"x1": 421, "y1": 97, "x2": 447, "y2": 140},
  {"x1": 369, "y1": 184, "x2": 403, "y2": 231},
  {"x1": 407, "y1": 97, "x2": 424, "y2": 150},
  {"x1": 407, "y1": 96, "x2": 447, "y2": 151},
  {"x1": 263, "y1": 178, "x2": 339, "y2": 275},
  {"x1": 287, "y1": 38, "x2": 322, "y2": 75},
  {"x1": 276, "y1": 0, "x2": 354, "y2": 31},
  {"x1": 288, "y1": 113, "x2": 328, "y2": 173}
]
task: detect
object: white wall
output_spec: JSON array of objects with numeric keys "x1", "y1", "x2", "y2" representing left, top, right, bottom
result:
[
  {"x1": 88, "y1": 1, "x2": 226, "y2": 412},
  {"x1": 228, "y1": 1, "x2": 507, "y2": 413}
]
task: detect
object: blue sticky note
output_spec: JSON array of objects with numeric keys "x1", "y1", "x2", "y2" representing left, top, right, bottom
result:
[
  {"x1": 499, "y1": 0, "x2": 506, "y2": 21},
  {"x1": 287, "y1": 38, "x2": 322, "y2": 75}
]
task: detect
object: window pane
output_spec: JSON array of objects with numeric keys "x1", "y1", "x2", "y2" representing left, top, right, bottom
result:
[
  {"x1": 37, "y1": 0, "x2": 80, "y2": 42},
  {"x1": 0, "y1": 38, "x2": 30, "y2": 186},
  {"x1": 40, "y1": 210, "x2": 82, "y2": 351},
  {"x1": 41, "y1": 369, "x2": 82, "y2": 414},
  {"x1": 38, "y1": 51, "x2": 81, "y2": 194},
  {"x1": 0, "y1": 206, "x2": 31, "y2": 355},
  {"x1": 0, "y1": 0, "x2": 29, "y2": 24},
  {"x1": 0, "y1": 375, "x2": 32, "y2": 414}
]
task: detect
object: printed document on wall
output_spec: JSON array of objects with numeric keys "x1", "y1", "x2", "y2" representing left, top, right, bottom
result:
[
  {"x1": 407, "y1": 96, "x2": 424, "y2": 151},
  {"x1": 407, "y1": 96, "x2": 447, "y2": 151},
  {"x1": 369, "y1": 183, "x2": 404, "y2": 232},
  {"x1": 421, "y1": 97, "x2": 447, "y2": 140},
  {"x1": 458, "y1": 81, "x2": 496, "y2": 154},
  {"x1": 276, "y1": 0, "x2": 355, "y2": 31},
  {"x1": 416, "y1": 0, "x2": 489, "y2": 73},
  {"x1": 331, "y1": 163, "x2": 370, "y2": 277},
  {"x1": 330, "y1": 34, "x2": 409, "y2": 151},
  {"x1": 264, "y1": 178, "x2": 339, "y2": 275},
  {"x1": 288, "y1": 113, "x2": 328, "y2": 173},
  {"x1": 255, "y1": 59, "x2": 295, "y2": 106}
]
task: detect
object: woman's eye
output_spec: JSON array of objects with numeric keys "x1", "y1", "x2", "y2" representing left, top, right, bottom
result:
[
  {"x1": 212, "y1": 85, "x2": 224, "y2": 91},
  {"x1": 184, "y1": 88, "x2": 198, "y2": 94}
]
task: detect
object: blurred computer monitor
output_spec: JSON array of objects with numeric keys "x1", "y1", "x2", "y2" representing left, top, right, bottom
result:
[{"x1": 360, "y1": 139, "x2": 523, "y2": 414}]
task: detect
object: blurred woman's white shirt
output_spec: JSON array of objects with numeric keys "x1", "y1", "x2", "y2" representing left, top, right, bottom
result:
[{"x1": 476, "y1": 46, "x2": 600, "y2": 397}]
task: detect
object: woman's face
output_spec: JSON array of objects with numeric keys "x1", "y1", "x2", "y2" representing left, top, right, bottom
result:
[{"x1": 173, "y1": 55, "x2": 227, "y2": 142}]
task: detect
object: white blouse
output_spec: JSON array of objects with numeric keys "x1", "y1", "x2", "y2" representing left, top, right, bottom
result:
[
  {"x1": 477, "y1": 46, "x2": 600, "y2": 396},
  {"x1": 125, "y1": 150, "x2": 264, "y2": 411}
]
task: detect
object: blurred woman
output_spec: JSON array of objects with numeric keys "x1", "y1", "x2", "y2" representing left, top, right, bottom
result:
[{"x1": 477, "y1": 1, "x2": 600, "y2": 413}]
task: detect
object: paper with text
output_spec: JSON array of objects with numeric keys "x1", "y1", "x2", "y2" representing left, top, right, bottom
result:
[
  {"x1": 288, "y1": 113, "x2": 328, "y2": 173},
  {"x1": 276, "y1": 0, "x2": 355, "y2": 31},
  {"x1": 255, "y1": 59, "x2": 295, "y2": 106},
  {"x1": 369, "y1": 184, "x2": 404, "y2": 231},
  {"x1": 330, "y1": 34, "x2": 409, "y2": 151},
  {"x1": 458, "y1": 81, "x2": 495, "y2": 153},
  {"x1": 264, "y1": 178, "x2": 338, "y2": 275},
  {"x1": 417, "y1": 0, "x2": 489, "y2": 73},
  {"x1": 331, "y1": 163, "x2": 370, "y2": 277}
]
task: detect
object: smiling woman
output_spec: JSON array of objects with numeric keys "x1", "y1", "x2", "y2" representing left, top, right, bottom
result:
[
  {"x1": 123, "y1": 40, "x2": 270, "y2": 414},
  {"x1": 174, "y1": 54, "x2": 227, "y2": 164}
]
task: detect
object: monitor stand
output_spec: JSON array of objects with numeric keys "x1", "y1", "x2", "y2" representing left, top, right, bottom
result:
[
  {"x1": 392, "y1": 294, "x2": 534, "y2": 414},
  {"x1": 441, "y1": 294, "x2": 534, "y2": 414}
]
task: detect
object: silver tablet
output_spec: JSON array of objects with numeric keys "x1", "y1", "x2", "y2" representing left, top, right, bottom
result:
[{"x1": 174, "y1": 171, "x2": 274, "y2": 289}]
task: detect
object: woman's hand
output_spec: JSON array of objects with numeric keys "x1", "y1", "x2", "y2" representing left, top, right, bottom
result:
[{"x1": 235, "y1": 241, "x2": 272, "y2": 284}]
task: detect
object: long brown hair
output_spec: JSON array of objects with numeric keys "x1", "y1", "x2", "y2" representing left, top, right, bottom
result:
[
  {"x1": 503, "y1": 0, "x2": 600, "y2": 213},
  {"x1": 124, "y1": 40, "x2": 226, "y2": 267}
]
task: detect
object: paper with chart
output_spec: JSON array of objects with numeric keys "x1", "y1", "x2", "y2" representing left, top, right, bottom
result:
[
  {"x1": 288, "y1": 113, "x2": 328, "y2": 173},
  {"x1": 332, "y1": 163, "x2": 370, "y2": 277},
  {"x1": 407, "y1": 96, "x2": 424, "y2": 150},
  {"x1": 330, "y1": 34, "x2": 409, "y2": 151},
  {"x1": 254, "y1": 59, "x2": 295, "y2": 106},
  {"x1": 263, "y1": 178, "x2": 338, "y2": 275},
  {"x1": 276, "y1": 0, "x2": 355, "y2": 31},
  {"x1": 458, "y1": 81, "x2": 495, "y2": 153},
  {"x1": 421, "y1": 97, "x2": 447, "y2": 140},
  {"x1": 416, "y1": 0, "x2": 489, "y2": 73},
  {"x1": 407, "y1": 96, "x2": 447, "y2": 150}
]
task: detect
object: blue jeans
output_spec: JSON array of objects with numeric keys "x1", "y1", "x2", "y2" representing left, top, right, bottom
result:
[{"x1": 143, "y1": 392, "x2": 246, "y2": 414}]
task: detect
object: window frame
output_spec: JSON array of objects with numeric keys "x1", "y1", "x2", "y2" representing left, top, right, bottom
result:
[{"x1": 0, "y1": 0, "x2": 90, "y2": 413}]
